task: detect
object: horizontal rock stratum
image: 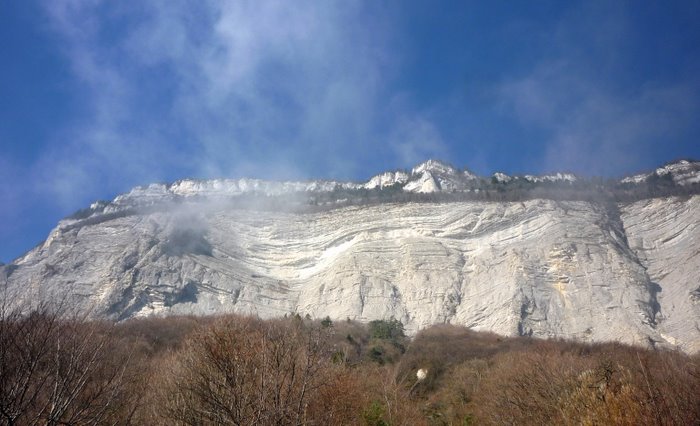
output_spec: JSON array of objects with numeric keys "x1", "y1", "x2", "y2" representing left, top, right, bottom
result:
[{"x1": 2, "y1": 160, "x2": 700, "y2": 352}]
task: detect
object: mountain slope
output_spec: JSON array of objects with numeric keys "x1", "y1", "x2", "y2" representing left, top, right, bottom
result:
[
  {"x1": 2, "y1": 160, "x2": 700, "y2": 352},
  {"x1": 3, "y1": 199, "x2": 689, "y2": 349},
  {"x1": 621, "y1": 196, "x2": 700, "y2": 353}
]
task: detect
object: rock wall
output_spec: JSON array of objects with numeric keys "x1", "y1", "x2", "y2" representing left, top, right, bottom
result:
[
  {"x1": 621, "y1": 196, "x2": 700, "y2": 353},
  {"x1": 3, "y1": 197, "x2": 700, "y2": 352}
]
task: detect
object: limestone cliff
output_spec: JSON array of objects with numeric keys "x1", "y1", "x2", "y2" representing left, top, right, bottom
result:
[{"x1": 2, "y1": 160, "x2": 699, "y2": 352}]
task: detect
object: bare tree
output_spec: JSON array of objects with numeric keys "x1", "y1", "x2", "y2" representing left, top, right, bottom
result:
[
  {"x1": 0, "y1": 297, "x2": 139, "y2": 425},
  {"x1": 159, "y1": 316, "x2": 340, "y2": 425},
  {"x1": 0, "y1": 302, "x2": 62, "y2": 425}
]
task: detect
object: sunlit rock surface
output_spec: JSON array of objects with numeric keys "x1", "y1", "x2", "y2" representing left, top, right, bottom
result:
[
  {"x1": 621, "y1": 196, "x2": 700, "y2": 353},
  {"x1": 5, "y1": 197, "x2": 699, "y2": 352},
  {"x1": 2, "y1": 159, "x2": 700, "y2": 352}
]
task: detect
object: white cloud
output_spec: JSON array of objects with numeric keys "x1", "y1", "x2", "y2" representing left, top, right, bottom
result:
[
  {"x1": 390, "y1": 115, "x2": 449, "y2": 167},
  {"x1": 36, "y1": 0, "x2": 420, "y2": 200},
  {"x1": 499, "y1": 60, "x2": 698, "y2": 176},
  {"x1": 495, "y1": 1, "x2": 699, "y2": 176}
]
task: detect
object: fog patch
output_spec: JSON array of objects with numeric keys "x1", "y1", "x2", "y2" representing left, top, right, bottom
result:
[
  {"x1": 163, "y1": 228, "x2": 213, "y2": 257},
  {"x1": 162, "y1": 212, "x2": 214, "y2": 257}
]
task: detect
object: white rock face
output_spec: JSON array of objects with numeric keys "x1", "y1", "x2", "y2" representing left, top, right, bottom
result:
[
  {"x1": 621, "y1": 196, "x2": 700, "y2": 353},
  {"x1": 621, "y1": 160, "x2": 700, "y2": 185},
  {"x1": 411, "y1": 159, "x2": 458, "y2": 176},
  {"x1": 3, "y1": 159, "x2": 700, "y2": 352},
  {"x1": 523, "y1": 173, "x2": 577, "y2": 183},
  {"x1": 112, "y1": 178, "x2": 363, "y2": 207},
  {"x1": 403, "y1": 171, "x2": 441, "y2": 193},
  {"x1": 403, "y1": 160, "x2": 478, "y2": 193},
  {"x1": 75, "y1": 159, "x2": 697, "y2": 219},
  {"x1": 493, "y1": 172, "x2": 512, "y2": 183},
  {"x1": 364, "y1": 171, "x2": 410, "y2": 189},
  {"x1": 5, "y1": 196, "x2": 698, "y2": 352}
]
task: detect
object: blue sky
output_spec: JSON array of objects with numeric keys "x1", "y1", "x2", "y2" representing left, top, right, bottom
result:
[{"x1": 1, "y1": 1, "x2": 700, "y2": 262}]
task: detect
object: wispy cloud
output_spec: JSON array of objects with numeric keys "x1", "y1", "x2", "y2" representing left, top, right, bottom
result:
[
  {"x1": 390, "y1": 115, "x2": 449, "y2": 167},
  {"x1": 499, "y1": 61, "x2": 698, "y2": 176},
  {"x1": 30, "y1": 0, "x2": 441, "y2": 210},
  {"x1": 0, "y1": 0, "x2": 462, "y2": 261},
  {"x1": 4, "y1": 1, "x2": 698, "y2": 263},
  {"x1": 496, "y1": 3, "x2": 699, "y2": 176}
]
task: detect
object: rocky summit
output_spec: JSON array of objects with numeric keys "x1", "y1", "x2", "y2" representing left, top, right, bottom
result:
[{"x1": 2, "y1": 159, "x2": 700, "y2": 352}]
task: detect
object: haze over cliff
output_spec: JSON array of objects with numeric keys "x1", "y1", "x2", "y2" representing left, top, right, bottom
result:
[{"x1": 2, "y1": 159, "x2": 700, "y2": 352}]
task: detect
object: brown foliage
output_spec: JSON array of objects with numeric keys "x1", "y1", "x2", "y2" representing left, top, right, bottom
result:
[
  {"x1": 472, "y1": 341, "x2": 700, "y2": 425},
  {"x1": 154, "y1": 316, "x2": 364, "y2": 425},
  {"x1": 397, "y1": 324, "x2": 528, "y2": 395},
  {"x1": 0, "y1": 303, "x2": 141, "y2": 425},
  {"x1": 2, "y1": 308, "x2": 699, "y2": 425}
]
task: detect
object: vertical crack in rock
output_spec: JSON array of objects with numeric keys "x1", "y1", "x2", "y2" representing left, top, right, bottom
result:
[
  {"x1": 599, "y1": 201, "x2": 661, "y2": 327},
  {"x1": 646, "y1": 282, "x2": 662, "y2": 327},
  {"x1": 358, "y1": 275, "x2": 368, "y2": 317},
  {"x1": 445, "y1": 251, "x2": 467, "y2": 322},
  {"x1": 621, "y1": 196, "x2": 700, "y2": 352},
  {"x1": 517, "y1": 294, "x2": 535, "y2": 337},
  {"x1": 389, "y1": 285, "x2": 402, "y2": 314}
]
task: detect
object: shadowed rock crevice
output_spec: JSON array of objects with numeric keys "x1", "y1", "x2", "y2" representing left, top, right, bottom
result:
[
  {"x1": 647, "y1": 282, "x2": 662, "y2": 327},
  {"x1": 163, "y1": 228, "x2": 213, "y2": 257},
  {"x1": 164, "y1": 281, "x2": 199, "y2": 307},
  {"x1": 107, "y1": 286, "x2": 152, "y2": 322},
  {"x1": 2, "y1": 264, "x2": 18, "y2": 279},
  {"x1": 691, "y1": 287, "x2": 700, "y2": 303}
]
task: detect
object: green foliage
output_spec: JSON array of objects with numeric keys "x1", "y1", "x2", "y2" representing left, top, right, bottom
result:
[
  {"x1": 461, "y1": 414, "x2": 475, "y2": 426},
  {"x1": 365, "y1": 319, "x2": 407, "y2": 364},
  {"x1": 368, "y1": 318, "x2": 405, "y2": 341},
  {"x1": 369, "y1": 345, "x2": 385, "y2": 364},
  {"x1": 66, "y1": 206, "x2": 95, "y2": 220},
  {"x1": 321, "y1": 316, "x2": 333, "y2": 328},
  {"x1": 331, "y1": 350, "x2": 345, "y2": 364},
  {"x1": 362, "y1": 401, "x2": 388, "y2": 426}
]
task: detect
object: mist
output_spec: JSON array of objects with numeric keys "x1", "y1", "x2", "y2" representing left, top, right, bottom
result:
[{"x1": 2, "y1": 1, "x2": 700, "y2": 262}]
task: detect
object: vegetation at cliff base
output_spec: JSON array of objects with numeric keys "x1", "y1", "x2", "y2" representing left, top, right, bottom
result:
[{"x1": 1, "y1": 306, "x2": 699, "y2": 425}]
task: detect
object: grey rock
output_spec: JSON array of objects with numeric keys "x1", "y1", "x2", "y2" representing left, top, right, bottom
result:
[
  {"x1": 5, "y1": 197, "x2": 696, "y2": 351},
  {"x1": 3, "y1": 159, "x2": 700, "y2": 353},
  {"x1": 621, "y1": 196, "x2": 700, "y2": 353}
]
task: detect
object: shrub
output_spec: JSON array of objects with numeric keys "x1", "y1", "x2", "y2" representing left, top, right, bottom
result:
[
  {"x1": 156, "y1": 316, "x2": 364, "y2": 425},
  {"x1": 471, "y1": 341, "x2": 700, "y2": 425},
  {"x1": 369, "y1": 318, "x2": 405, "y2": 341},
  {"x1": 0, "y1": 303, "x2": 140, "y2": 424},
  {"x1": 321, "y1": 316, "x2": 333, "y2": 328}
]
